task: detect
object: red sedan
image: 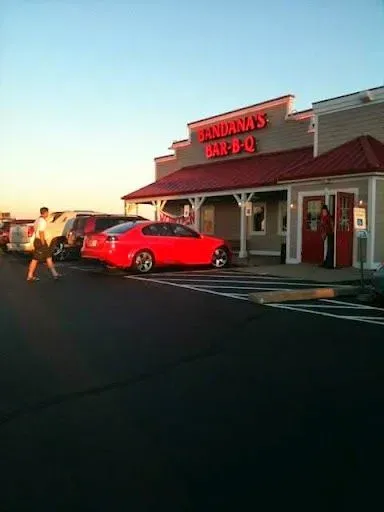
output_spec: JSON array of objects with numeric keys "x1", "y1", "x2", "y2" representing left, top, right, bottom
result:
[{"x1": 81, "y1": 220, "x2": 232, "y2": 273}]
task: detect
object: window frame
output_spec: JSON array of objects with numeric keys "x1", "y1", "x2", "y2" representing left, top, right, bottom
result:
[
  {"x1": 249, "y1": 202, "x2": 267, "y2": 236},
  {"x1": 141, "y1": 222, "x2": 174, "y2": 237},
  {"x1": 169, "y1": 223, "x2": 201, "y2": 239},
  {"x1": 278, "y1": 200, "x2": 288, "y2": 237}
]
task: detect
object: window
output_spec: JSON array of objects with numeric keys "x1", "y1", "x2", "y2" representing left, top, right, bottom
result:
[
  {"x1": 51, "y1": 212, "x2": 63, "y2": 222},
  {"x1": 105, "y1": 221, "x2": 140, "y2": 234},
  {"x1": 75, "y1": 216, "x2": 88, "y2": 233},
  {"x1": 142, "y1": 223, "x2": 173, "y2": 236},
  {"x1": 251, "y1": 203, "x2": 266, "y2": 234},
  {"x1": 170, "y1": 224, "x2": 200, "y2": 238},
  {"x1": 305, "y1": 200, "x2": 322, "y2": 231},
  {"x1": 278, "y1": 201, "x2": 287, "y2": 236}
]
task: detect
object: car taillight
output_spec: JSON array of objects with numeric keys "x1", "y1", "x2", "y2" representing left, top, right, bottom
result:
[
  {"x1": 27, "y1": 226, "x2": 34, "y2": 238},
  {"x1": 106, "y1": 236, "x2": 119, "y2": 242}
]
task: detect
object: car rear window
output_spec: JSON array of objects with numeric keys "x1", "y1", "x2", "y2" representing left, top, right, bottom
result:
[
  {"x1": 104, "y1": 221, "x2": 142, "y2": 234},
  {"x1": 94, "y1": 217, "x2": 129, "y2": 232},
  {"x1": 74, "y1": 216, "x2": 88, "y2": 232}
]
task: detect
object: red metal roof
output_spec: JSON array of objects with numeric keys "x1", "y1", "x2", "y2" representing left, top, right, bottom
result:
[
  {"x1": 279, "y1": 135, "x2": 384, "y2": 182},
  {"x1": 122, "y1": 146, "x2": 314, "y2": 201}
]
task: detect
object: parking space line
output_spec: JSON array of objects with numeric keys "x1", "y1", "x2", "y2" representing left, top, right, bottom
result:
[
  {"x1": 268, "y1": 303, "x2": 384, "y2": 326},
  {"x1": 321, "y1": 298, "x2": 384, "y2": 311},
  {"x1": 192, "y1": 285, "x2": 291, "y2": 291},
  {"x1": 141, "y1": 277, "x2": 350, "y2": 287},
  {"x1": 288, "y1": 304, "x2": 363, "y2": 309},
  {"x1": 71, "y1": 267, "x2": 382, "y2": 327},
  {"x1": 125, "y1": 275, "x2": 248, "y2": 300}
]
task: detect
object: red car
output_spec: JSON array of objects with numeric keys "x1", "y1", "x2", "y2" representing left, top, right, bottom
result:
[{"x1": 81, "y1": 220, "x2": 232, "y2": 273}]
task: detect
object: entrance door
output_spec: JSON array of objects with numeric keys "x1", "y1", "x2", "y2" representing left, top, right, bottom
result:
[
  {"x1": 336, "y1": 192, "x2": 354, "y2": 267},
  {"x1": 201, "y1": 205, "x2": 215, "y2": 234},
  {"x1": 301, "y1": 195, "x2": 325, "y2": 264}
]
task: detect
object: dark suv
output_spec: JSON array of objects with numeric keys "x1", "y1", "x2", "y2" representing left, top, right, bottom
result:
[{"x1": 66, "y1": 214, "x2": 146, "y2": 257}]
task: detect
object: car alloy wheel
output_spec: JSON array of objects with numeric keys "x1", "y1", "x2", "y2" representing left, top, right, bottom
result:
[
  {"x1": 212, "y1": 246, "x2": 229, "y2": 268},
  {"x1": 134, "y1": 251, "x2": 154, "y2": 273},
  {"x1": 52, "y1": 240, "x2": 67, "y2": 261}
]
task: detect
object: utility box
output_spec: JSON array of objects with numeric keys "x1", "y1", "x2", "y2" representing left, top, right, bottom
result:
[
  {"x1": 280, "y1": 242, "x2": 286, "y2": 264},
  {"x1": 357, "y1": 230, "x2": 368, "y2": 263}
]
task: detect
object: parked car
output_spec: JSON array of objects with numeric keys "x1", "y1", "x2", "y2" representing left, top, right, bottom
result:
[
  {"x1": 1, "y1": 219, "x2": 34, "y2": 252},
  {"x1": 372, "y1": 263, "x2": 384, "y2": 298},
  {"x1": 81, "y1": 220, "x2": 232, "y2": 272},
  {"x1": 7, "y1": 210, "x2": 101, "y2": 260},
  {"x1": 66, "y1": 214, "x2": 146, "y2": 258}
]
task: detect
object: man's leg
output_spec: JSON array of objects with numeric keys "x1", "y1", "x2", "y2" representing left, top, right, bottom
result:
[
  {"x1": 46, "y1": 257, "x2": 59, "y2": 278},
  {"x1": 27, "y1": 259, "x2": 38, "y2": 280}
]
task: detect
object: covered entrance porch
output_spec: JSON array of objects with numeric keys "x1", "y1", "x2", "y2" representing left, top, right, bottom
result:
[{"x1": 124, "y1": 186, "x2": 289, "y2": 262}]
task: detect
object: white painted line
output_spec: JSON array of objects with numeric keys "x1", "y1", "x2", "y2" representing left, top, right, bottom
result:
[
  {"x1": 143, "y1": 277, "x2": 350, "y2": 287},
  {"x1": 69, "y1": 266, "x2": 102, "y2": 272},
  {"x1": 126, "y1": 275, "x2": 247, "y2": 301},
  {"x1": 351, "y1": 316, "x2": 384, "y2": 321},
  {"x1": 321, "y1": 299, "x2": 384, "y2": 311},
  {"x1": 191, "y1": 285, "x2": 291, "y2": 291},
  {"x1": 268, "y1": 303, "x2": 384, "y2": 326},
  {"x1": 287, "y1": 304, "x2": 363, "y2": 309}
]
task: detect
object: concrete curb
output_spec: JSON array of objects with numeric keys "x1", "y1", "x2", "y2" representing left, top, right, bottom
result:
[{"x1": 248, "y1": 286, "x2": 361, "y2": 305}]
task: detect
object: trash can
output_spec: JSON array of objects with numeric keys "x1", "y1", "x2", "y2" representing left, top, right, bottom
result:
[{"x1": 280, "y1": 242, "x2": 286, "y2": 264}]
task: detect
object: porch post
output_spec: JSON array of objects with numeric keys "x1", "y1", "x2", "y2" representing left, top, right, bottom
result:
[
  {"x1": 152, "y1": 200, "x2": 167, "y2": 221},
  {"x1": 234, "y1": 192, "x2": 249, "y2": 259},
  {"x1": 367, "y1": 176, "x2": 377, "y2": 269},
  {"x1": 286, "y1": 186, "x2": 292, "y2": 263},
  {"x1": 189, "y1": 196, "x2": 205, "y2": 232}
]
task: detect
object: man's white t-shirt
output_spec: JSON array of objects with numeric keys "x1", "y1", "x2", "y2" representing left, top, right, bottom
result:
[{"x1": 34, "y1": 217, "x2": 47, "y2": 243}]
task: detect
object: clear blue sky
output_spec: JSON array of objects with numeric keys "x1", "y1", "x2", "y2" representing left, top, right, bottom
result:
[{"x1": 1, "y1": 0, "x2": 383, "y2": 217}]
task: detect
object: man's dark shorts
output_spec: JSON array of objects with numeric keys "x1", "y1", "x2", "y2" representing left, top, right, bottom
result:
[{"x1": 32, "y1": 239, "x2": 52, "y2": 262}]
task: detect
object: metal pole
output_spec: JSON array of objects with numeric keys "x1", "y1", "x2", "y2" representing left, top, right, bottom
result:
[
  {"x1": 359, "y1": 236, "x2": 365, "y2": 291},
  {"x1": 239, "y1": 193, "x2": 247, "y2": 259}
]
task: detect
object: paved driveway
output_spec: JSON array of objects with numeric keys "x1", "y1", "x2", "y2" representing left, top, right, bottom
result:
[
  {"x1": 121, "y1": 268, "x2": 384, "y2": 326},
  {"x1": 1, "y1": 255, "x2": 383, "y2": 510}
]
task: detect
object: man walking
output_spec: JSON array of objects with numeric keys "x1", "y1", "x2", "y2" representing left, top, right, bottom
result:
[{"x1": 27, "y1": 207, "x2": 60, "y2": 282}]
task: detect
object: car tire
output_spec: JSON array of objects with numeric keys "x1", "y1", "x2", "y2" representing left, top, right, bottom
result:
[
  {"x1": 51, "y1": 238, "x2": 67, "y2": 262},
  {"x1": 132, "y1": 250, "x2": 154, "y2": 274},
  {"x1": 211, "y1": 246, "x2": 230, "y2": 269}
]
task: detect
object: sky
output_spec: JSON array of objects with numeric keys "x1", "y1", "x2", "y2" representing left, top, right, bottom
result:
[{"x1": 1, "y1": 0, "x2": 383, "y2": 218}]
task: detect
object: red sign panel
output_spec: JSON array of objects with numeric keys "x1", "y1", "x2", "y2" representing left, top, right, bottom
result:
[{"x1": 197, "y1": 113, "x2": 268, "y2": 159}]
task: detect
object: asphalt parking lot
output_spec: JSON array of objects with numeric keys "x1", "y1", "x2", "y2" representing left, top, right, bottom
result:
[{"x1": 1, "y1": 254, "x2": 384, "y2": 510}]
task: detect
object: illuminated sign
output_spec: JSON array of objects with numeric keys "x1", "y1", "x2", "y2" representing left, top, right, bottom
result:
[{"x1": 197, "y1": 113, "x2": 268, "y2": 159}]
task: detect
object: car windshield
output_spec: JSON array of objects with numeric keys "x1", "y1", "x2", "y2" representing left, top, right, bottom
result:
[{"x1": 104, "y1": 221, "x2": 143, "y2": 234}]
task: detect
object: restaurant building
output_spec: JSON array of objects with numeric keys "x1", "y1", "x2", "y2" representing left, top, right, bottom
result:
[{"x1": 122, "y1": 86, "x2": 384, "y2": 269}]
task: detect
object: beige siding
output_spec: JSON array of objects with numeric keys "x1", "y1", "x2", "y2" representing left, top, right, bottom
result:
[
  {"x1": 317, "y1": 103, "x2": 384, "y2": 155},
  {"x1": 155, "y1": 159, "x2": 179, "y2": 181},
  {"x1": 175, "y1": 104, "x2": 313, "y2": 168},
  {"x1": 289, "y1": 180, "x2": 369, "y2": 261},
  {"x1": 375, "y1": 179, "x2": 384, "y2": 263},
  {"x1": 204, "y1": 199, "x2": 240, "y2": 240}
]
